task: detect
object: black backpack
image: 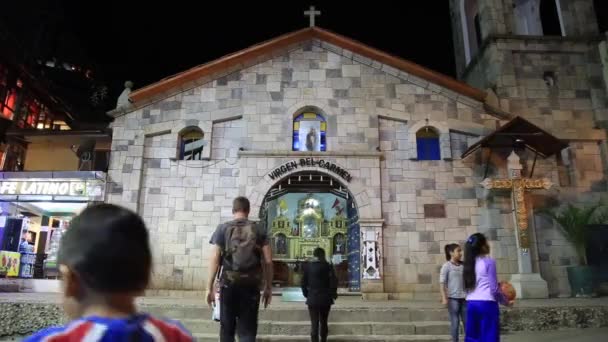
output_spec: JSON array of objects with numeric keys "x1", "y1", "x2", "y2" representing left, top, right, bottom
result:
[{"x1": 222, "y1": 220, "x2": 262, "y2": 284}]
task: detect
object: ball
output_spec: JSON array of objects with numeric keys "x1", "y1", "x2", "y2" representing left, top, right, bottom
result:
[{"x1": 500, "y1": 281, "x2": 517, "y2": 302}]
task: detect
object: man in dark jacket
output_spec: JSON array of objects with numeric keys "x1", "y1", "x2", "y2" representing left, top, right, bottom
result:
[{"x1": 301, "y1": 248, "x2": 338, "y2": 342}]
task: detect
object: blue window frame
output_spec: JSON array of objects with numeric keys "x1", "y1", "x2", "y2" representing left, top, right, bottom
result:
[{"x1": 416, "y1": 127, "x2": 440, "y2": 160}]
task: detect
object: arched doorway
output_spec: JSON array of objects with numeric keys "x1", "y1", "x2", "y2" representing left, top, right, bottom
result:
[{"x1": 259, "y1": 171, "x2": 361, "y2": 292}]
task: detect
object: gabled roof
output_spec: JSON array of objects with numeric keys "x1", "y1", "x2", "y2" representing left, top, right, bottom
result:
[
  {"x1": 129, "y1": 27, "x2": 486, "y2": 104},
  {"x1": 461, "y1": 116, "x2": 569, "y2": 159}
]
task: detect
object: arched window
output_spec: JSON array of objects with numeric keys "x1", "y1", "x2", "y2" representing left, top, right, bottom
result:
[
  {"x1": 540, "y1": 0, "x2": 563, "y2": 36},
  {"x1": 179, "y1": 127, "x2": 204, "y2": 160},
  {"x1": 513, "y1": 0, "x2": 543, "y2": 35},
  {"x1": 461, "y1": 0, "x2": 481, "y2": 63},
  {"x1": 416, "y1": 127, "x2": 441, "y2": 160},
  {"x1": 473, "y1": 14, "x2": 483, "y2": 47},
  {"x1": 292, "y1": 112, "x2": 326, "y2": 152}
]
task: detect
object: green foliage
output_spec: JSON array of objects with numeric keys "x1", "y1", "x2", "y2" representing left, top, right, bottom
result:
[{"x1": 539, "y1": 202, "x2": 608, "y2": 266}]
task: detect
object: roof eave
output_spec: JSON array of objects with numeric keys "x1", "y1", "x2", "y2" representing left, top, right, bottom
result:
[
  {"x1": 127, "y1": 27, "x2": 487, "y2": 106},
  {"x1": 130, "y1": 28, "x2": 314, "y2": 103}
]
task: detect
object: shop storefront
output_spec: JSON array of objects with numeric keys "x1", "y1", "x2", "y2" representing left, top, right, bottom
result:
[{"x1": 0, "y1": 171, "x2": 105, "y2": 290}]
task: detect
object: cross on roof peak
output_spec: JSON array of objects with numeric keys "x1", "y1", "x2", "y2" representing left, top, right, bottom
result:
[{"x1": 304, "y1": 5, "x2": 321, "y2": 27}]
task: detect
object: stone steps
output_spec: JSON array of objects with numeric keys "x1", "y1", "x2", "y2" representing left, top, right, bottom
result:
[
  {"x1": 152, "y1": 306, "x2": 452, "y2": 340},
  {"x1": 146, "y1": 307, "x2": 449, "y2": 322},
  {"x1": 193, "y1": 334, "x2": 453, "y2": 341},
  {"x1": 2, "y1": 294, "x2": 608, "y2": 340},
  {"x1": 182, "y1": 319, "x2": 450, "y2": 335}
]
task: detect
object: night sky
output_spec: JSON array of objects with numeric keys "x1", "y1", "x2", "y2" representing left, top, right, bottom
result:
[
  {"x1": 62, "y1": 1, "x2": 456, "y2": 100},
  {"x1": 3, "y1": 1, "x2": 607, "y2": 106}
]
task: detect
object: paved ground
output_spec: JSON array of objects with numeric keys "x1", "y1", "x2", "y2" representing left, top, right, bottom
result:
[
  {"x1": 2, "y1": 329, "x2": 606, "y2": 341},
  {"x1": 1, "y1": 293, "x2": 606, "y2": 341},
  {"x1": 503, "y1": 328, "x2": 608, "y2": 341}
]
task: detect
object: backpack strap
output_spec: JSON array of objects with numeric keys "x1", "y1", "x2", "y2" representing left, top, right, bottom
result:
[
  {"x1": 222, "y1": 223, "x2": 239, "y2": 271},
  {"x1": 223, "y1": 223, "x2": 236, "y2": 255}
]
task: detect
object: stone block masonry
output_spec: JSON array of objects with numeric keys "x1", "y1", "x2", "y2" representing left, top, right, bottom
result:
[{"x1": 106, "y1": 38, "x2": 606, "y2": 298}]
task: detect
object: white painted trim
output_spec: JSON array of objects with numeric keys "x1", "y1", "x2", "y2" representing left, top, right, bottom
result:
[
  {"x1": 171, "y1": 121, "x2": 213, "y2": 160},
  {"x1": 238, "y1": 150, "x2": 383, "y2": 158},
  {"x1": 286, "y1": 101, "x2": 337, "y2": 119},
  {"x1": 555, "y1": 0, "x2": 566, "y2": 36},
  {"x1": 460, "y1": 0, "x2": 472, "y2": 64}
]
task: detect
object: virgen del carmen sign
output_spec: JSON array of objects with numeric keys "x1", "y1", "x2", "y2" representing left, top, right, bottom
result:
[{"x1": 267, "y1": 158, "x2": 353, "y2": 183}]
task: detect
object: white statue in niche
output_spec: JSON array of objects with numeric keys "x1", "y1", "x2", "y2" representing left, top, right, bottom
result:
[
  {"x1": 302, "y1": 216, "x2": 317, "y2": 238},
  {"x1": 334, "y1": 233, "x2": 345, "y2": 254},
  {"x1": 296, "y1": 194, "x2": 322, "y2": 238},
  {"x1": 275, "y1": 234, "x2": 287, "y2": 255},
  {"x1": 305, "y1": 127, "x2": 317, "y2": 151},
  {"x1": 298, "y1": 120, "x2": 321, "y2": 152}
]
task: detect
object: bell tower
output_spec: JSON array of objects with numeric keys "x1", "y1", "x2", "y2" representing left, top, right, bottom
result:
[
  {"x1": 449, "y1": 0, "x2": 601, "y2": 80},
  {"x1": 449, "y1": 0, "x2": 608, "y2": 297}
]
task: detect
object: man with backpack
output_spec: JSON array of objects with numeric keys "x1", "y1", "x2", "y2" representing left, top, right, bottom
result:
[{"x1": 206, "y1": 196, "x2": 273, "y2": 342}]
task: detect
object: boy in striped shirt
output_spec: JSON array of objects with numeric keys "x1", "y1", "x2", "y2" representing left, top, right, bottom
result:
[{"x1": 25, "y1": 204, "x2": 193, "y2": 342}]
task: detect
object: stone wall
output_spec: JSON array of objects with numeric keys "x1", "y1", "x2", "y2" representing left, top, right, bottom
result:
[
  {"x1": 108, "y1": 40, "x2": 495, "y2": 293},
  {"x1": 460, "y1": 28, "x2": 607, "y2": 297},
  {"x1": 0, "y1": 303, "x2": 63, "y2": 337},
  {"x1": 533, "y1": 141, "x2": 607, "y2": 296},
  {"x1": 108, "y1": 36, "x2": 606, "y2": 297},
  {"x1": 2, "y1": 300, "x2": 607, "y2": 338},
  {"x1": 451, "y1": 0, "x2": 601, "y2": 84},
  {"x1": 464, "y1": 35, "x2": 608, "y2": 192},
  {"x1": 464, "y1": 36, "x2": 608, "y2": 130},
  {"x1": 558, "y1": 0, "x2": 600, "y2": 36},
  {"x1": 378, "y1": 113, "x2": 494, "y2": 299},
  {"x1": 457, "y1": 0, "x2": 600, "y2": 40}
]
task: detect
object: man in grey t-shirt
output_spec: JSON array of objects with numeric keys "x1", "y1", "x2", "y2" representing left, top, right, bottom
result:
[{"x1": 206, "y1": 196, "x2": 273, "y2": 342}]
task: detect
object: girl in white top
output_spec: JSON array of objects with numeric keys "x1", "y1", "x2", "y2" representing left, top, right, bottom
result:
[{"x1": 439, "y1": 243, "x2": 465, "y2": 342}]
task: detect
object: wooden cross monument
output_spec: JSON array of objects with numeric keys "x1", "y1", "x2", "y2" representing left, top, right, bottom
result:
[
  {"x1": 480, "y1": 150, "x2": 552, "y2": 298},
  {"x1": 462, "y1": 116, "x2": 567, "y2": 298},
  {"x1": 480, "y1": 151, "x2": 553, "y2": 251}
]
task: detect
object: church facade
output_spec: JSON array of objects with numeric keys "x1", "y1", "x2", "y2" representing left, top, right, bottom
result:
[{"x1": 107, "y1": 1, "x2": 607, "y2": 299}]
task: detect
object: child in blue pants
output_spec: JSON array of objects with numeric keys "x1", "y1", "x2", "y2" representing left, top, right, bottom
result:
[{"x1": 463, "y1": 233, "x2": 513, "y2": 342}]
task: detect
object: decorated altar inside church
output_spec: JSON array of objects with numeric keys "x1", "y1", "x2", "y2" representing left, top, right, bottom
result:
[{"x1": 267, "y1": 193, "x2": 349, "y2": 287}]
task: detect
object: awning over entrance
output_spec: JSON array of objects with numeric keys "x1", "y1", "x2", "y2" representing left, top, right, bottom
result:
[{"x1": 461, "y1": 116, "x2": 568, "y2": 159}]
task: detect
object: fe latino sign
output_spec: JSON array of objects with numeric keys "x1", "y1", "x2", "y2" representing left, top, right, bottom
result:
[
  {"x1": 0, "y1": 180, "x2": 104, "y2": 200},
  {"x1": 0, "y1": 181, "x2": 86, "y2": 196}
]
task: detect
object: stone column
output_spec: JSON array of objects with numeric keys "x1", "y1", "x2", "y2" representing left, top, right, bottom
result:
[
  {"x1": 359, "y1": 218, "x2": 387, "y2": 300},
  {"x1": 593, "y1": 35, "x2": 608, "y2": 191},
  {"x1": 106, "y1": 115, "x2": 146, "y2": 213},
  {"x1": 507, "y1": 152, "x2": 549, "y2": 299}
]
